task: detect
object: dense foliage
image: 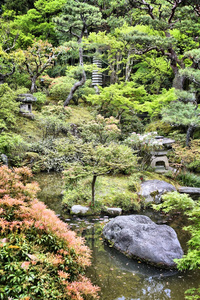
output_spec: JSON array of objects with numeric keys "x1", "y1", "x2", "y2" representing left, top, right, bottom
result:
[
  {"x1": 0, "y1": 165, "x2": 99, "y2": 299},
  {"x1": 0, "y1": 0, "x2": 200, "y2": 298},
  {"x1": 153, "y1": 192, "x2": 200, "y2": 299}
]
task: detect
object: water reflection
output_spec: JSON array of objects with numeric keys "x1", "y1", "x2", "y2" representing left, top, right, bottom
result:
[
  {"x1": 34, "y1": 172, "x2": 200, "y2": 300},
  {"x1": 69, "y1": 218, "x2": 200, "y2": 300}
]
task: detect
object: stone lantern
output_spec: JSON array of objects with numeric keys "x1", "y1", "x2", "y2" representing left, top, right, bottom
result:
[
  {"x1": 16, "y1": 93, "x2": 37, "y2": 118},
  {"x1": 150, "y1": 136, "x2": 175, "y2": 173}
]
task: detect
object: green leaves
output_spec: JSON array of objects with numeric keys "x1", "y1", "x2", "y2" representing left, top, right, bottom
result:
[
  {"x1": 54, "y1": 0, "x2": 102, "y2": 39},
  {"x1": 153, "y1": 191, "x2": 200, "y2": 278},
  {"x1": 134, "y1": 88, "x2": 176, "y2": 117},
  {"x1": 153, "y1": 191, "x2": 195, "y2": 213},
  {"x1": 162, "y1": 101, "x2": 200, "y2": 127},
  {"x1": 0, "y1": 84, "x2": 27, "y2": 131},
  {"x1": 87, "y1": 81, "x2": 147, "y2": 117}
]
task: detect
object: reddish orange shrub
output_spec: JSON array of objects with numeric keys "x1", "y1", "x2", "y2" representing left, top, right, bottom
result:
[{"x1": 0, "y1": 165, "x2": 99, "y2": 299}]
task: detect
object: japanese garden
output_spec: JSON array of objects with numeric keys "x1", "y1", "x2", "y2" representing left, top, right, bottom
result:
[{"x1": 0, "y1": 0, "x2": 200, "y2": 299}]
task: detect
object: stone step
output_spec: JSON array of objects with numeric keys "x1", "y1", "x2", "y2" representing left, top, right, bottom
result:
[{"x1": 178, "y1": 186, "x2": 200, "y2": 195}]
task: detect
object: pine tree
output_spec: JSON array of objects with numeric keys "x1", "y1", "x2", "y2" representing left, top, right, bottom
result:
[{"x1": 54, "y1": 0, "x2": 102, "y2": 106}]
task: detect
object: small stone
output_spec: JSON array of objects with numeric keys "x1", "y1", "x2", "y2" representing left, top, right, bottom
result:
[{"x1": 71, "y1": 205, "x2": 90, "y2": 215}]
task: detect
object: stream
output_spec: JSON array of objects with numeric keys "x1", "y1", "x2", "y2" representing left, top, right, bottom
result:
[{"x1": 34, "y1": 172, "x2": 200, "y2": 300}]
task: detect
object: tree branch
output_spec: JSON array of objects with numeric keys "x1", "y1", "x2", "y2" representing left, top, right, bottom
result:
[
  {"x1": 4, "y1": 33, "x2": 19, "y2": 53},
  {"x1": 129, "y1": 0, "x2": 155, "y2": 19},
  {"x1": 0, "y1": 63, "x2": 15, "y2": 83},
  {"x1": 194, "y1": 5, "x2": 200, "y2": 16},
  {"x1": 168, "y1": 1, "x2": 180, "y2": 24}
]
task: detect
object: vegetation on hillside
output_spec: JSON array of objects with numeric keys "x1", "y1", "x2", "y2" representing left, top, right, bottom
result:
[{"x1": 0, "y1": 0, "x2": 200, "y2": 298}]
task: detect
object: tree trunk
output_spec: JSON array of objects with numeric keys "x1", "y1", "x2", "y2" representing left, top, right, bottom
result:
[
  {"x1": 30, "y1": 76, "x2": 37, "y2": 93},
  {"x1": 125, "y1": 50, "x2": 133, "y2": 81},
  {"x1": 186, "y1": 125, "x2": 195, "y2": 147},
  {"x1": 91, "y1": 174, "x2": 97, "y2": 207},
  {"x1": 64, "y1": 38, "x2": 86, "y2": 107}
]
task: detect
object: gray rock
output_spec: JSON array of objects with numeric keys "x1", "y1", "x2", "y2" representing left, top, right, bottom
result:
[
  {"x1": 103, "y1": 215, "x2": 183, "y2": 269},
  {"x1": 139, "y1": 180, "x2": 176, "y2": 203},
  {"x1": 70, "y1": 205, "x2": 90, "y2": 215},
  {"x1": 178, "y1": 186, "x2": 200, "y2": 196},
  {"x1": 106, "y1": 207, "x2": 122, "y2": 216},
  {"x1": 0, "y1": 154, "x2": 8, "y2": 166}
]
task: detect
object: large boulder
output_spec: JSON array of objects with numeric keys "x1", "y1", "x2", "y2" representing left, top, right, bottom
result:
[
  {"x1": 103, "y1": 215, "x2": 183, "y2": 269},
  {"x1": 139, "y1": 180, "x2": 176, "y2": 203}
]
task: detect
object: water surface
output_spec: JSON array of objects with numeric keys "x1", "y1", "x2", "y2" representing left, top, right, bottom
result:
[{"x1": 34, "y1": 172, "x2": 200, "y2": 300}]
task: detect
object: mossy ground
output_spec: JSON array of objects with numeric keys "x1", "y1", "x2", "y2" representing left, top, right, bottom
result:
[{"x1": 13, "y1": 113, "x2": 43, "y2": 142}]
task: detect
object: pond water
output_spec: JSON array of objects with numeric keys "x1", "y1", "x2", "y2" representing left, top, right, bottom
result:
[{"x1": 34, "y1": 172, "x2": 200, "y2": 300}]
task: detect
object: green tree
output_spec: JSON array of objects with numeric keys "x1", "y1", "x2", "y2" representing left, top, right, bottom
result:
[
  {"x1": 8, "y1": 0, "x2": 66, "y2": 43},
  {"x1": 63, "y1": 143, "x2": 138, "y2": 206},
  {"x1": 0, "y1": 17, "x2": 25, "y2": 84},
  {"x1": 100, "y1": 0, "x2": 200, "y2": 85},
  {"x1": 3, "y1": 0, "x2": 35, "y2": 14},
  {"x1": 54, "y1": 0, "x2": 102, "y2": 106},
  {"x1": 79, "y1": 114, "x2": 121, "y2": 144},
  {"x1": 162, "y1": 48, "x2": 200, "y2": 147},
  {"x1": 162, "y1": 100, "x2": 200, "y2": 147},
  {"x1": 86, "y1": 81, "x2": 147, "y2": 121},
  {"x1": 22, "y1": 39, "x2": 67, "y2": 93}
]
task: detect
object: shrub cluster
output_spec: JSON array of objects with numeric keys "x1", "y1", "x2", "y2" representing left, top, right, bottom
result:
[{"x1": 0, "y1": 166, "x2": 99, "y2": 300}]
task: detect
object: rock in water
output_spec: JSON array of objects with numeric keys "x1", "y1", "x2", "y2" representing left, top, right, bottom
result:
[
  {"x1": 71, "y1": 205, "x2": 90, "y2": 215},
  {"x1": 103, "y1": 215, "x2": 183, "y2": 269}
]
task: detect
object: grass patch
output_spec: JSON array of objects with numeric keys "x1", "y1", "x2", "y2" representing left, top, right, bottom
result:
[
  {"x1": 63, "y1": 171, "x2": 180, "y2": 213},
  {"x1": 13, "y1": 113, "x2": 43, "y2": 142},
  {"x1": 63, "y1": 174, "x2": 143, "y2": 212},
  {"x1": 67, "y1": 105, "x2": 94, "y2": 124}
]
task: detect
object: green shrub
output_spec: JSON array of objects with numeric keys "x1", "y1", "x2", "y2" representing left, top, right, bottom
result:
[
  {"x1": 187, "y1": 160, "x2": 200, "y2": 173},
  {"x1": 33, "y1": 92, "x2": 47, "y2": 111},
  {"x1": 79, "y1": 114, "x2": 121, "y2": 144},
  {"x1": 177, "y1": 172, "x2": 200, "y2": 188},
  {"x1": 0, "y1": 133, "x2": 25, "y2": 155},
  {"x1": 36, "y1": 114, "x2": 70, "y2": 139},
  {"x1": 49, "y1": 77, "x2": 74, "y2": 100},
  {"x1": 26, "y1": 138, "x2": 72, "y2": 172},
  {"x1": 41, "y1": 102, "x2": 72, "y2": 120},
  {"x1": 101, "y1": 190, "x2": 140, "y2": 212},
  {"x1": 120, "y1": 113, "x2": 144, "y2": 139},
  {"x1": 127, "y1": 173, "x2": 144, "y2": 192},
  {"x1": 0, "y1": 84, "x2": 20, "y2": 131},
  {"x1": 0, "y1": 166, "x2": 99, "y2": 300},
  {"x1": 145, "y1": 120, "x2": 172, "y2": 136}
]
